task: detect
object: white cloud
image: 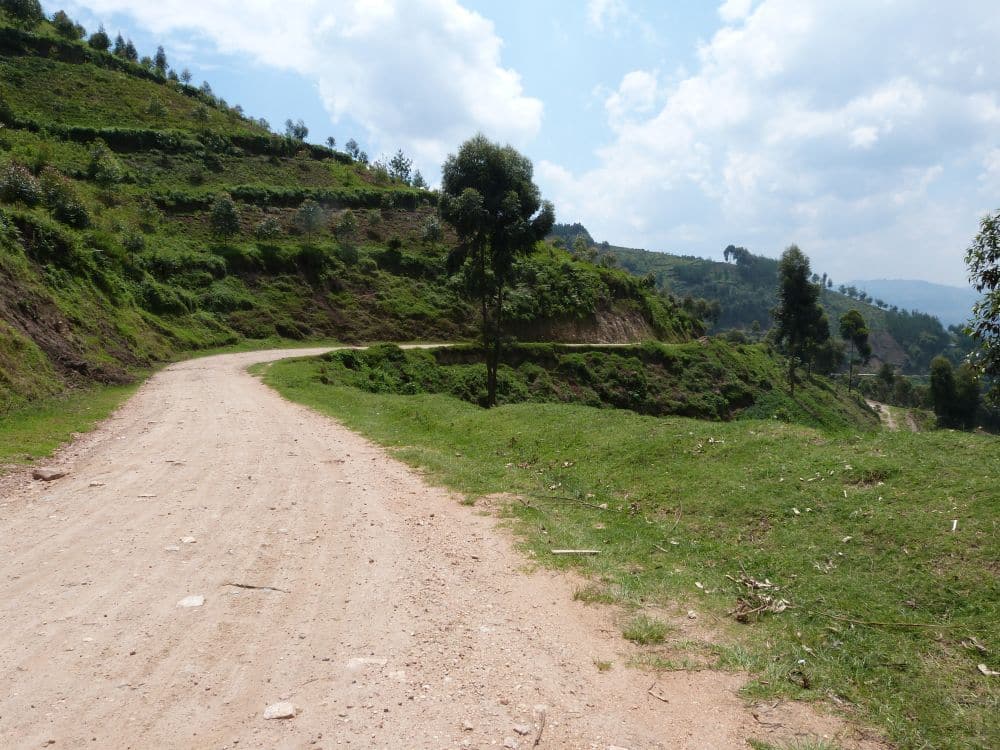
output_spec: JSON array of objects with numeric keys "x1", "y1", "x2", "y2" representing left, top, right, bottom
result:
[
  {"x1": 64, "y1": 0, "x2": 542, "y2": 172},
  {"x1": 586, "y1": 0, "x2": 629, "y2": 31},
  {"x1": 718, "y1": 0, "x2": 754, "y2": 24},
  {"x1": 540, "y1": 0, "x2": 1000, "y2": 285}
]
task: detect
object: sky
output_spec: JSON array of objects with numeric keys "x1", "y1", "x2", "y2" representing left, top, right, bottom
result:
[{"x1": 51, "y1": 0, "x2": 1000, "y2": 287}]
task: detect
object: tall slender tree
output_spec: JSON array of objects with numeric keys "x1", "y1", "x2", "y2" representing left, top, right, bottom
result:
[
  {"x1": 773, "y1": 245, "x2": 826, "y2": 394},
  {"x1": 439, "y1": 134, "x2": 554, "y2": 407},
  {"x1": 839, "y1": 309, "x2": 871, "y2": 391},
  {"x1": 966, "y1": 208, "x2": 1000, "y2": 404}
]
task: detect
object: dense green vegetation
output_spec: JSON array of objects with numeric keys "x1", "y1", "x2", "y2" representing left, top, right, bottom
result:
[
  {"x1": 558, "y1": 225, "x2": 971, "y2": 373},
  {"x1": 0, "y1": 13, "x2": 695, "y2": 414},
  {"x1": 313, "y1": 342, "x2": 877, "y2": 430},
  {"x1": 263, "y1": 356, "x2": 998, "y2": 750}
]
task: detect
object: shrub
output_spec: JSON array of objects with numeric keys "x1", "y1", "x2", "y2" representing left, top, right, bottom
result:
[
  {"x1": 209, "y1": 195, "x2": 240, "y2": 238},
  {"x1": 39, "y1": 168, "x2": 90, "y2": 228},
  {"x1": 122, "y1": 229, "x2": 145, "y2": 256},
  {"x1": 51, "y1": 10, "x2": 85, "y2": 39},
  {"x1": 87, "y1": 140, "x2": 124, "y2": 192},
  {"x1": 0, "y1": 162, "x2": 41, "y2": 206},
  {"x1": 254, "y1": 216, "x2": 282, "y2": 240},
  {"x1": 422, "y1": 215, "x2": 442, "y2": 243},
  {"x1": 295, "y1": 199, "x2": 323, "y2": 237},
  {"x1": 3, "y1": 0, "x2": 44, "y2": 27},
  {"x1": 88, "y1": 25, "x2": 110, "y2": 51},
  {"x1": 335, "y1": 209, "x2": 357, "y2": 240}
]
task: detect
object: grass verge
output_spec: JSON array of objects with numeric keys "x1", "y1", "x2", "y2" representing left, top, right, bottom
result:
[
  {"x1": 262, "y1": 354, "x2": 999, "y2": 750},
  {"x1": 0, "y1": 381, "x2": 141, "y2": 469}
]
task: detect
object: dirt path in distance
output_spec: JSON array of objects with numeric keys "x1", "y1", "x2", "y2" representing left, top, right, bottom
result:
[{"x1": 0, "y1": 350, "x2": 883, "y2": 750}]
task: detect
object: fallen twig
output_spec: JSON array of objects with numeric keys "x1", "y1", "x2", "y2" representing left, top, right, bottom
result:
[
  {"x1": 652, "y1": 544, "x2": 671, "y2": 554},
  {"x1": 223, "y1": 582, "x2": 290, "y2": 594},
  {"x1": 532, "y1": 705, "x2": 546, "y2": 747},
  {"x1": 647, "y1": 682, "x2": 670, "y2": 703},
  {"x1": 550, "y1": 549, "x2": 600, "y2": 556},
  {"x1": 800, "y1": 606, "x2": 963, "y2": 630}
]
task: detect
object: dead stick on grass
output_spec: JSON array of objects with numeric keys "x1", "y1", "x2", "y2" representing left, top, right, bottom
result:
[
  {"x1": 647, "y1": 681, "x2": 669, "y2": 703},
  {"x1": 801, "y1": 606, "x2": 962, "y2": 630}
]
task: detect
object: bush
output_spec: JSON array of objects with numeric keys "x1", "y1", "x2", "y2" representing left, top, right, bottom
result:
[
  {"x1": 254, "y1": 216, "x2": 282, "y2": 240},
  {"x1": 0, "y1": 162, "x2": 41, "y2": 206},
  {"x1": 3, "y1": 0, "x2": 44, "y2": 27},
  {"x1": 51, "y1": 10, "x2": 85, "y2": 39},
  {"x1": 39, "y1": 167, "x2": 89, "y2": 228},
  {"x1": 87, "y1": 140, "x2": 124, "y2": 192},
  {"x1": 209, "y1": 195, "x2": 240, "y2": 238}
]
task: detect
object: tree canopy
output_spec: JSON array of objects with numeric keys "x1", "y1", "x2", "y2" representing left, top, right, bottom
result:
[
  {"x1": 439, "y1": 133, "x2": 554, "y2": 407},
  {"x1": 773, "y1": 245, "x2": 827, "y2": 393},
  {"x1": 966, "y1": 208, "x2": 1000, "y2": 404}
]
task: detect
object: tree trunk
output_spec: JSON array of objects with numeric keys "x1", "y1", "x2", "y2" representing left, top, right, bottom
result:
[
  {"x1": 486, "y1": 287, "x2": 504, "y2": 408},
  {"x1": 847, "y1": 341, "x2": 855, "y2": 391},
  {"x1": 789, "y1": 357, "x2": 796, "y2": 396}
]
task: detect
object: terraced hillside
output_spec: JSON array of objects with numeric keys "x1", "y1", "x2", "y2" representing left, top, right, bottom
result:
[{"x1": 0, "y1": 12, "x2": 700, "y2": 412}]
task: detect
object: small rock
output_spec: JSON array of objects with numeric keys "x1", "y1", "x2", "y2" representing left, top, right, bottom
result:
[
  {"x1": 462, "y1": 720, "x2": 474, "y2": 731},
  {"x1": 607, "y1": 746, "x2": 631, "y2": 750},
  {"x1": 263, "y1": 702, "x2": 298, "y2": 720},
  {"x1": 687, "y1": 610, "x2": 698, "y2": 619},
  {"x1": 181, "y1": 536, "x2": 196, "y2": 544},
  {"x1": 503, "y1": 739, "x2": 518, "y2": 749},
  {"x1": 177, "y1": 595, "x2": 205, "y2": 608},
  {"x1": 33, "y1": 468, "x2": 66, "y2": 482},
  {"x1": 89, "y1": 481, "x2": 105, "y2": 487},
  {"x1": 513, "y1": 724, "x2": 531, "y2": 736}
]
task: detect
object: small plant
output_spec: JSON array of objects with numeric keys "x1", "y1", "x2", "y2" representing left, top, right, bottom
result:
[
  {"x1": 0, "y1": 162, "x2": 41, "y2": 206},
  {"x1": 593, "y1": 660, "x2": 612, "y2": 672},
  {"x1": 254, "y1": 217, "x2": 282, "y2": 240},
  {"x1": 335, "y1": 209, "x2": 357, "y2": 241},
  {"x1": 295, "y1": 199, "x2": 323, "y2": 238},
  {"x1": 39, "y1": 168, "x2": 89, "y2": 228},
  {"x1": 146, "y1": 98, "x2": 167, "y2": 118},
  {"x1": 622, "y1": 615, "x2": 669, "y2": 645}
]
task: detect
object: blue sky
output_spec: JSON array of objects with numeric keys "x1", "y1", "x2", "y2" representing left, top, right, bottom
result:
[{"x1": 53, "y1": 1, "x2": 1000, "y2": 286}]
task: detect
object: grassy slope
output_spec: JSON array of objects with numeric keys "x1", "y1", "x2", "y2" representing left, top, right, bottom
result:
[
  {"x1": 315, "y1": 341, "x2": 878, "y2": 430},
  {"x1": 263, "y1": 357, "x2": 998, "y2": 750},
  {"x1": 0, "y1": 18, "x2": 695, "y2": 413}
]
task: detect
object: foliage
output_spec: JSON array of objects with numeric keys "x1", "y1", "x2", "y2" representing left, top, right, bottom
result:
[
  {"x1": 773, "y1": 246, "x2": 827, "y2": 394},
  {"x1": 440, "y1": 133, "x2": 555, "y2": 406},
  {"x1": 295, "y1": 198, "x2": 323, "y2": 237},
  {"x1": 87, "y1": 24, "x2": 109, "y2": 50},
  {"x1": 284, "y1": 118, "x2": 308, "y2": 141},
  {"x1": 928, "y1": 356, "x2": 980, "y2": 428},
  {"x1": 86, "y1": 139, "x2": 124, "y2": 192},
  {"x1": 209, "y1": 194, "x2": 240, "y2": 238},
  {"x1": 0, "y1": 161, "x2": 41, "y2": 205},
  {"x1": 965, "y1": 208, "x2": 1000, "y2": 404},
  {"x1": 839, "y1": 309, "x2": 871, "y2": 391},
  {"x1": 2, "y1": 0, "x2": 43, "y2": 27},
  {"x1": 51, "y1": 10, "x2": 84, "y2": 39},
  {"x1": 39, "y1": 166, "x2": 89, "y2": 227},
  {"x1": 388, "y1": 149, "x2": 412, "y2": 184}
]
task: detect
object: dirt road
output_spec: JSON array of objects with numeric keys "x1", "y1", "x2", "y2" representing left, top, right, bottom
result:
[{"x1": 1, "y1": 350, "x2": 873, "y2": 749}]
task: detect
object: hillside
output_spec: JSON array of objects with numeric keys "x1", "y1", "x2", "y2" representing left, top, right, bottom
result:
[
  {"x1": 848, "y1": 278, "x2": 979, "y2": 327},
  {"x1": 552, "y1": 225, "x2": 969, "y2": 374},
  {"x1": 0, "y1": 13, "x2": 700, "y2": 413}
]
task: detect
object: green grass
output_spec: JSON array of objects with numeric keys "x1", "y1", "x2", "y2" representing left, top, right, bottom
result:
[
  {"x1": 0, "y1": 380, "x2": 140, "y2": 469},
  {"x1": 262, "y1": 356, "x2": 999, "y2": 750},
  {"x1": 622, "y1": 614, "x2": 670, "y2": 644}
]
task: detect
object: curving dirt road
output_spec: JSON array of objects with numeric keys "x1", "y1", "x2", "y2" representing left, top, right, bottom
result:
[{"x1": 0, "y1": 350, "x2": 876, "y2": 749}]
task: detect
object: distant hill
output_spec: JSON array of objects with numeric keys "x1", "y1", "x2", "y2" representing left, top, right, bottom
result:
[
  {"x1": 548, "y1": 224, "x2": 972, "y2": 374},
  {"x1": 847, "y1": 279, "x2": 978, "y2": 327}
]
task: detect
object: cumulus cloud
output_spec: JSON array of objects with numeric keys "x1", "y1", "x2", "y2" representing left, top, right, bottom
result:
[
  {"x1": 540, "y1": 0, "x2": 1000, "y2": 284},
  {"x1": 64, "y1": 0, "x2": 542, "y2": 171}
]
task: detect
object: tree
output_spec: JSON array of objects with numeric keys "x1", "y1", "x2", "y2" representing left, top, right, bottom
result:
[
  {"x1": 88, "y1": 24, "x2": 110, "y2": 51},
  {"x1": 930, "y1": 356, "x2": 957, "y2": 426},
  {"x1": 439, "y1": 134, "x2": 555, "y2": 407},
  {"x1": 180, "y1": 68, "x2": 192, "y2": 85},
  {"x1": 52, "y1": 10, "x2": 85, "y2": 39},
  {"x1": 965, "y1": 208, "x2": 1000, "y2": 404},
  {"x1": 412, "y1": 170, "x2": 428, "y2": 189},
  {"x1": 839, "y1": 309, "x2": 871, "y2": 391},
  {"x1": 295, "y1": 199, "x2": 323, "y2": 239},
  {"x1": 325, "y1": 136, "x2": 336, "y2": 150},
  {"x1": 154, "y1": 46, "x2": 168, "y2": 75},
  {"x1": 209, "y1": 195, "x2": 240, "y2": 238},
  {"x1": 87, "y1": 140, "x2": 124, "y2": 197},
  {"x1": 953, "y1": 363, "x2": 981, "y2": 428},
  {"x1": 124, "y1": 39, "x2": 138, "y2": 62},
  {"x1": 284, "y1": 119, "x2": 308, "y2": 141},
  {"x1": 388, "y1": 149, "x2": 412, "y2": 184},
  {"x1": 112, "y1": 34, "x2": 126, "y2": 57},
  {"x1": 345, "y1": 139, "x2": 361, "y2": 160},
  {"x1": 773, "y1": 245, "x2": 826, "y2": 394},
  {"x1": 3, "y1": 0, "x2": 44, "y2": 27}
]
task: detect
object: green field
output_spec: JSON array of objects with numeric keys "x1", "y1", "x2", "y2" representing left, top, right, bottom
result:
[{"x1": 263, "y1": 354, "x2": 999, "y2": 750}]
